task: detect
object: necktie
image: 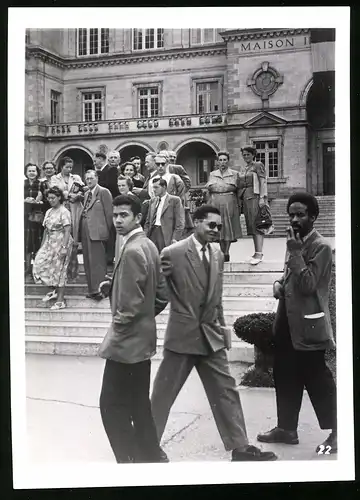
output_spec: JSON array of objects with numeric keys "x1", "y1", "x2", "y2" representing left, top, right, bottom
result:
[
  {"x1": 84, "y1": 191, "x2": 92, "y2": 212},
  {"x1": 151, "y1": 197, "x2": 161, "y2": 227},
  {"x1": 201, "y1": 245, "x2": 210, "y2": 276}
]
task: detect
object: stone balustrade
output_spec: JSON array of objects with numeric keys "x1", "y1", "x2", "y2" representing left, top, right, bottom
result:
[{"x1": 46, "y1": 113, "x2": 227, "y2": 137}]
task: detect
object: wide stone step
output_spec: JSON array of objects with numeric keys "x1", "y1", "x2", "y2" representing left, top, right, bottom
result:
[
  {"x1": 25, "y1": 335, "x2": 255, "y2": 363},
  {"x1": 25, "y1": 306, "x2": 274, "y2": 336}
]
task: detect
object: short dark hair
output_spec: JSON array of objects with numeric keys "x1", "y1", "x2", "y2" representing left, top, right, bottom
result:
[
  {"x1": 152, "y1": 177, "x2": 167, "y2": 188},
  {"x1": 58, "y1": 156, "x2": 74, "y2": 172},
  {"x1": 130, "y1": 156, "x2": 141, "y2": 162},
  {"x1": 95, "y1": 152, "x2": 107, "y2": 160},
  {"x1": 193, "y1": 204, "x2": 221, "y2": 222},
  {"x1": 287, "y1": 192, "x2": 319, "y2": 219},
  {"x1": 241, "y1": 145, "x2": 257, "y2": 157},
  {"x1": 47, "y1": 186, "x2": 65, "y2": 203},
  {"x1": 217, "y1": 151, "x2": 230, "y2": 161},
  {"x1": 113, "y1": 194, "x2": 142, "y2": 216},
  {"x1": 85, "y1": 169, "x2": 99, "y2": 178},
  {"x1": 117, "y1": 174, "x2": 134, "y2": 191},
  {"x1": 120, "y1": 162, "x2": 136, "y2": 175},
  {"x1": 42, "y1": 160, "x2": 56, "y2": 170},
  {"x1": 24, "y1": 162, "x2": 41, "y2": 177}
]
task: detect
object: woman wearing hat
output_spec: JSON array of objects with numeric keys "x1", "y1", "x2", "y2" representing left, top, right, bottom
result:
[
  {"x1": 206, "y1": 151, "x2": 242, "y2": 262},
  {"x1": 240, "y1": 145, "x2": 268, "y2": 265}
]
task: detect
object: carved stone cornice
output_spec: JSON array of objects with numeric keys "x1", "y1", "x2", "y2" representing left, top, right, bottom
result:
[
  {"x1": 26, "y1": 45, "x2": 227, "y2": 70},
  {"x1": 220, "y1": 28, "x2": 309, "y2": 42}
]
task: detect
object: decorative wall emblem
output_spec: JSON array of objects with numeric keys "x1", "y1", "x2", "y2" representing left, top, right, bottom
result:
[{"x1": 247, "y1": 62, "x2": 284, "y2": 107}]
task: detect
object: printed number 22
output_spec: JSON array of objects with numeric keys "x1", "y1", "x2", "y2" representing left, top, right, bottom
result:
[{"x1": 317, "y1": 445, "x2": 332, "y2": 455}]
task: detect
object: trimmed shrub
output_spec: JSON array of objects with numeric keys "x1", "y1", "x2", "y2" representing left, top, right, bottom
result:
[{"x1": 233, "y1": 312, "x2": 276, "y2": 353}]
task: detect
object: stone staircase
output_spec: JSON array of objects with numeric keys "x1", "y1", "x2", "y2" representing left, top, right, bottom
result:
[
  {"x1": 269, "y1": 195, "x2": 335, "y2": 237},
  {"x1": 25, "y1": 261, "x2": 283, "y2": 363}
]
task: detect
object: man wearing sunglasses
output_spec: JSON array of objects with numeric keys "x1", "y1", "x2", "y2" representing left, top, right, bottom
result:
[
  {"x1": 150, "y1": 205, "x2": 277, "y2": 462},
  {"x1": 148, "y1": 154, "x2": 185, "y2": 201}
]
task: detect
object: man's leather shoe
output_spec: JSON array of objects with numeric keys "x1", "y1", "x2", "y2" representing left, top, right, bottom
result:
[
  {"x1": 316, "y1": 430, "x2": 337, "y2": 454},
  {"x1": 257, "y1": 427, "x2": 299, "y2": 445},
  {"x1": 232, "y1": 445, "x2": 277, "y2": 461}
]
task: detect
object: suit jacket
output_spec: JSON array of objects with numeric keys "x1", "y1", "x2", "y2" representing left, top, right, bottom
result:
[
  {"x1": 168, "y1": 164, "x2": 191, "y2": 192},
  {"x1": 273, "y1": 230, "x2": 335, "y2": 351},
  {"x1": 144, "y1": 194, "x2": 185, "y2": 246},
  {"x1": 97, "y1": 164, "x2": 119, "y2": 199},
  {"x1": 79, "y1": 184, "x2": 113, "y2": 242},
  {"x1": 98, "y1": 231, "x2": 168, "y2": 363},
  {"x1": 160, "y1": 236, "x2": 226, "y2": 355}
]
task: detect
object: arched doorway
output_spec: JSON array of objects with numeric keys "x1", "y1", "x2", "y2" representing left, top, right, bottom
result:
[
  {"x1": 118, "y1": 145, "x2": 151, "y2": 176},
  {"x1": 57, "y1": 148, "x2": 94, "y2": 179},
  {"x1": 176, "y1": 140, "x2": 218, "y2": 187},
  {"x1": 306, "y1": 73, "x2": 335, "y2": 195}
]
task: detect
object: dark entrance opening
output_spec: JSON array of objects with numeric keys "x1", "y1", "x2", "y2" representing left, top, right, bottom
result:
[{"x1": 322, "y1": 143, "x2": 335, "y2": 195}]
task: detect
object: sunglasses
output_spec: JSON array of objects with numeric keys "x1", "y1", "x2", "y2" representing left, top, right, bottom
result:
[
  {"x1": 155, "y1": 162, "x2": 166, "y2": 166},
  {"x1": 207, "y1": 222, "x2": 223, "y2": 230}
]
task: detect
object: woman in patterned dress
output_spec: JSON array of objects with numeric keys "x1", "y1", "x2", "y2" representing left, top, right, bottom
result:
[
  {"x1": 206, "y1": 151, "x2": 242, "y2": 262},
  {"x1": 24, "y1": 163, "x2": 44, "y2": 277},
  {"x1": 33, "y1": 187, "x2": 73, "y2": 310},
  {"x1": 239, "y1": 145, "x2": 268, "y2": 265},
  {"x1": 50, "y1": 156, "x2": 85, "y2": 245}
]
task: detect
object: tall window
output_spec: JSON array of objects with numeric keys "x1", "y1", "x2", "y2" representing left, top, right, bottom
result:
[
  {"x1": 50, "y1": 90, "x2": 61, "y2": 124},
  {"x1": 138, "y1": 87, "x2": 159, "y2": 118},
  {"x1": 197, "y1": 158, "x2": 215, "y2": 184},
  {"x1": 78, "y1": 28, "x2": 109, "y2": 56},
  {"x1": 82, "y1": 91, "x2": 103, "y2": 121},
  {"x1": 253, "y1": 140, "x2": 279, "y2": 178},
  {"x1": 196, "y1": 82, "x2": 220, "y2": 114},
  {"x1": 133, "y1": 29, "x2": 164, "y2": 50},
  {"x1": 191, "y1": 28, "x2": 218, "y2": 45}
]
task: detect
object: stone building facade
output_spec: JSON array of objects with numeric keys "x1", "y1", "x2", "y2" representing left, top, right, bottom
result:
[{"x1": 25, "y1": 28, "x2": 335, "y2": 198}]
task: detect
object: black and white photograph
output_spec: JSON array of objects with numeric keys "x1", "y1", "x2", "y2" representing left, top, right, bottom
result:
[{"x1": 8, "y1": 6, "x2": 353, "y2": 489}]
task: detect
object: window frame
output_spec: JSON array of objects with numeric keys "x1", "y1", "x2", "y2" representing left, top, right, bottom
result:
[
  {"x1": 197, "y1": 157, "x2": 216, "y2": 185},
  {"x1": 190, "y1": 28, "x2": 221, "y2": 46},
  {"x1": 251, "y1": 138, "x2": 282, "y2": 179},
  {"x1": 191, "y1": 75, "x2": 224, "y2": 114},
  {"x1": 132, "y1": 28, "x2": 164, "y2": 51},
  {"x1": 78, "y1": 87, "x2": 106, "y2": 122},
  {"x1": 50, "y1": 90, "x2": 62, "y2": 124},
  {"x1": 132, "y1": 81, "x2": 163, "y2": 118},
  {"x1": 77, "y1": 28, "x2": 110, "y2": 57}
]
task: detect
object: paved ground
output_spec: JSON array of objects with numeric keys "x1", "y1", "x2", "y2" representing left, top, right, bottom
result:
[{"x1": 26, "y1": 354, "x2": 336, "y2": 464}]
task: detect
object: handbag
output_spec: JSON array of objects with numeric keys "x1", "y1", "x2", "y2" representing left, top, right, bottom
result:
[
  {"x1": 255, "y1": 203, "x2": 274, "y2": 236},
  {"x1": 28, "y1": 210, "x2": 44, "y2": 224}
]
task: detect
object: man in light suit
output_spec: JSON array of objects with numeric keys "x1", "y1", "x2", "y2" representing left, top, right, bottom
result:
[
  {"x1": 150, "y1": 205, "x2": 277, "y2": 461},
  {"x1": 148, "y1": 154, "x2": 185, "y2": 201},
  {"x1": 98, "y1": 194, "x2": 169, "y2": 463},
  {"x1": 257, "y1": 192, "x2": 337, "y2": 453},
  {"x1": 79, "y1": 170, "x2": 113, "y2": 301},
  {"x1": 144, "y1": 177, "x2": 185, "y2": 253}
]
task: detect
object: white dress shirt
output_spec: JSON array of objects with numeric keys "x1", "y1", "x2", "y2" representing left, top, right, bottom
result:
[
  {"x1": 154, "y1": 192, "x2": 168, "y2": 226},
  {"x1": 191, "y1": 234, "x2": 210, "y2": 262}
]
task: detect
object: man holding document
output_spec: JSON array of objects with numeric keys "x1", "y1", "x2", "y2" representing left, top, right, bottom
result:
[
  {"x1": 151, "y1": 205, "x2": 277, "y2": 461},
  {"x1": 257, "y1": 192, "x2": 337, "y2": 454}
]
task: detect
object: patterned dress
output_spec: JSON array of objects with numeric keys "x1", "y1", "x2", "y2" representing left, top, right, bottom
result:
[
  {"x1": 33, "y1": 205, "x2": 73, "y2": 287},
  {"x1": 206, "y1": 168, "x2": 242, "y2": 242},
  {"x1": 238, "y1": 161, "x2": 267, "y2": 235}
]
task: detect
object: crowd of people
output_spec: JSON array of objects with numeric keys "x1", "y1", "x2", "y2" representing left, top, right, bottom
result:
[{"x1": 24, "y1": 147, "x2": 337, "y2": 463}]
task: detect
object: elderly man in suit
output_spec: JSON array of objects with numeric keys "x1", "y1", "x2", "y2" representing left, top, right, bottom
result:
[
  {"x1": 98, "y1": 194, "x2": 169, "y2": 464},
  {"x1": 150, "y1": 205, "x2": 277, "y2": 461},
  {"x1": 94, "y1": 150, "x2": 120, "y2": 266},
  {"x1": 79, "y1": 170, "x2": 113, "y2": 301},
  {"x1": 144, "y1": 177, "x2": 185, "y2": 253},
  {"x1": 257, "y1": 192, "x2": 337, "y2": 454}
]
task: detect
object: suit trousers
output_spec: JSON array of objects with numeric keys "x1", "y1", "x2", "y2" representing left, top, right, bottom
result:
[
  {"x1": 99, "y1": 359, "x2": 162, "y2": 463},
  {"x1": 105, "y1": 224, "x2": 116, "y2": 265},
  {"x1": 81, "y1": 217, "x2": 107, "y2": 295},
  {"x1": 151, "y1": 348, "x2": 248, "y2": 451},
  {"x1": 273, "y1": 306, "x2": 337, "y2": 431},
  {"x1": 149, "y1": 226, "x2": 166, "y2": 253}
]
